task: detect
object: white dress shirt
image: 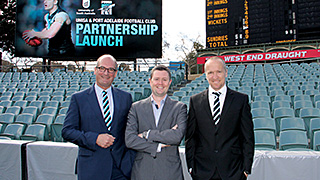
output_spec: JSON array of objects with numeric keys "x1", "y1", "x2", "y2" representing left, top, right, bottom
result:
[
  {"x1": 208, "y1": 84, "x2": 227, "y2": 116},
  {"x1": 95, "y1": 84, "x2": 114, "y2": 119}
]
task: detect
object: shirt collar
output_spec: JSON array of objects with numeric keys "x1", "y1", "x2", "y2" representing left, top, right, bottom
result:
[
  {"x1": 95, "y1": 83, "x2": 112, "y2": 96},
  {"x1": 151, "y1": 94, "x2": 167, "y2": 106},
  {"x1": 209, "y1": 84, "x2": 227, "y2": 96}
]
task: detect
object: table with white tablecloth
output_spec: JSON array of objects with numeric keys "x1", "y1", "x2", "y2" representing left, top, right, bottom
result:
[{"x1": 1, "y1": 140, "x2": 320, "y2": 180}]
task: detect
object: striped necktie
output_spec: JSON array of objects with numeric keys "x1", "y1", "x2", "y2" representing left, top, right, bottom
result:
[
  {"x1": 103, "y1": 91, "x2": 112, "y2": 130},
  {"x1": 212, "y1": 92, "x2": 221, "y2": 125}
]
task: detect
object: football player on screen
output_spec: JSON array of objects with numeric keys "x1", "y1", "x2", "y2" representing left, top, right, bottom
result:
[{"x1": 23, "y1": 0, "x2": 75, "y2": 56}]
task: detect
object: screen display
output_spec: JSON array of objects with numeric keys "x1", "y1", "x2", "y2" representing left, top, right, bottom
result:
[
  {"x1": 15, "y1": 0, "x2": 162, "y2": 59},
  {"x1": 206, "y1": 0, "x2": 320, "y2": 48}
]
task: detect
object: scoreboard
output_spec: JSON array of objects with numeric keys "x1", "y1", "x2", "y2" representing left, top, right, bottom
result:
[{"x1": 206, "y1": 0, "x2": 320, "y2": 48}]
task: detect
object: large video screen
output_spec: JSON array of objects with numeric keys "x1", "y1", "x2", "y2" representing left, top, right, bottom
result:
[{"x1": 15, "y1": 0, "x2": 162, "y2": 59}]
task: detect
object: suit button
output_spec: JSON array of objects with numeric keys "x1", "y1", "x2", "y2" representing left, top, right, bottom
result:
[{"x1": 214, "y1": 150, "x2": 218, "y2": 153}]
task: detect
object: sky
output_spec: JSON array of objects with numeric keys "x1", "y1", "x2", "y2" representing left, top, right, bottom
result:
[{"x1": 162, "y1": 0, "x2": 206, "y2": 61}]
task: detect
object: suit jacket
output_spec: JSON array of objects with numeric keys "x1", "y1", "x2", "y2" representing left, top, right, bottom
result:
[
  {"x1": 61, "y1": 85, "x2": 135, "y2": 180},
  {"x1": 125, "y1": 96, "x2": 187, "y2": 180},
  {"x1": 185, "y1": 87, "x2": 254, "y2": 180}
]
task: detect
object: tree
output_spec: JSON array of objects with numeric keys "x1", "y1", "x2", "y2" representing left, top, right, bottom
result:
[
  {"x1": 0, "y1": 0, "x2": 16, "y2": 58},
  {"x1": 175, "y1": 33, "x2": 205, "y2": 74}
]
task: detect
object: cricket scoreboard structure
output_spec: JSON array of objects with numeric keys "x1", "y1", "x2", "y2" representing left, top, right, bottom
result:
[
  {"x1": 15, "y1": 0, "x2": 162, "y2": 59},
  {"x1": 206, "y1": 0, "x2": 320, "y2": 49}
]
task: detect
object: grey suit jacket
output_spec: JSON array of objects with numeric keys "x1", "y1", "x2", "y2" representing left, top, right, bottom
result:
[{"x1": 125, "y1": 96, "x2": 187, "y2": 180}]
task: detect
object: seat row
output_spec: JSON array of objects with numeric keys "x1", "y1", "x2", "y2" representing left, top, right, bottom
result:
[
  {"x1": 254, "y1": 129, "x2": 320, "y2": 151},
  {"x1": 0, "y1": 114, "x2": 66, "y2": 142}
]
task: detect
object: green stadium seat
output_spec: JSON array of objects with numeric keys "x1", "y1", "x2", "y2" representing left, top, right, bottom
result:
[
  {"x1": 294, "y1": 100, "x2": 313, "y2": 117},
  {"x1": 313, "y1": 131, "x2": 320, "y2": 151},
  {"x1": 51, "y1": 115, "x2": 66, "y2": 142},
  {"x1": 29, "y1": 100, "x2": 44, "y2": 112},
  {"x1": 274, "y1": 107, "x2": 295, "y2": 134},
  {"x1": 5, "y1": 106, "x2": 22, "y2": 116},
  {"x1": 253, "y1": 117, "x2": 276, "y2": 133},
  {"x1": 35, "y1": 114, "x2": 55, "y2": 127},
  {"x1": 251, "y1": 101, "x2": 270, "y2": 111},
  {"x1": 280, "y1": 117, "x2": 306, "y2": 132},
  {"x1": 14, "y1": 100, "x2": 28, "y2": 109},
  {"x1": 300, "y1": 108, "x2": 320, "y2": 132},
  {"x1": 58, "y1": 107, "x2": 68, "y2": 115},
  {"x1": 14, "y1": 113, "x2": 34, "y2": 126},
  {"x1": 279, "y1": 130, "x2": 309, "y2": 150},
  {"x1": 251, "y1": 108, "x2": 271, "y2": 119},
  {"x1": 0, "y1": 124, "x2": 26, "y2": 140},
  {"x1": 254, "y1": 130, "x2": 276, "y2": 150},
  {"x1": 20, "y1": 124, "x2": 48, "y2": 141}
]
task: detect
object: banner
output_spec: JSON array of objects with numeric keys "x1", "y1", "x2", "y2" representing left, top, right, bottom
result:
[
  {"x1": 15, "y1": 0, "x2": 162, "y2": 59},
  {"x1": 197, "y1": 49, "x2": 320, "y2": 64}
]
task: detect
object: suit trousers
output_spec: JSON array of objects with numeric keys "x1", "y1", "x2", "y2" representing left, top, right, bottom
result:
[{"x1": 111, "y1": 160, "x2": 128, "y2": 180}]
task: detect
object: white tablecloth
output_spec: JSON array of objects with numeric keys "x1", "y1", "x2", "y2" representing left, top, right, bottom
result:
[
  {"x1": 248, "y1": 150, "x2": 320, "y2": 180},
  {"x1": 1, "y1": 140, "x2": 320, "y2": 180},
  {"x1": 0, "y1": 140, "x2": 31, "y2": 180},
  {"x1": 27, "y1": 141, "x2": 78, "y2": 180}
]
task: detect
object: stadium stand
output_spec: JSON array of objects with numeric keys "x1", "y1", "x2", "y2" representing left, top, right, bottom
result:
[
  {"x1": 0, "y1": 65, "x2": 319, "y2": 152},
  {"x1": 254, "y1": 130, "x2": 277, "y2": 150}
]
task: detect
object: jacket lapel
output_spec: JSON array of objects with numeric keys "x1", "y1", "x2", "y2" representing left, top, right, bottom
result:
[
  {"x1": 111, "y1": 87, "x2": 120, "y2": 131},
  {"x1": 86, "y1": 85, "x2": 105, "y2": 128},
  {"x1": 146, "y1": 97, "x2": 157, "y2": 129},
  {"x1": 202, "y1": 90, "x2": 216, "y2": 127},
  {"x1": 157, "y1": 97, "x2": 173, "y2": 128}
]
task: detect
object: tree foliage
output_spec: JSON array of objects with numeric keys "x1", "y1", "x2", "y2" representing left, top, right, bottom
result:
[
  {"x1": 0, "y1": 0, "x2": 16, "y2": 56},
  {"x1": 175, "y1": 33, "x2": 204, "y2": 74}
]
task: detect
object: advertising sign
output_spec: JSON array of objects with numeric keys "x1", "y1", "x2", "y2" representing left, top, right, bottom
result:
[
  {"x1": 197, "y1": 49, "x2": 320, "y2": 64},
  {"x1": 15, "y1": 0, "x2": 162, "y2": 59}
]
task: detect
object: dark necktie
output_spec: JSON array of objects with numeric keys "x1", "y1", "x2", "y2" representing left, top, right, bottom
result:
[
  {"x1": 212, "y1": 92, "x2": 221, "y2": 125},
  {"x1": 103, "y1": 91, "x2": 112, "y2": 130}
]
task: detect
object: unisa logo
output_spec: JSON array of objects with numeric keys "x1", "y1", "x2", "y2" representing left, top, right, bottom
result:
[
  {"x1": 82, "y1": 0, "x2": 90, "y2": 8},
  {"x1": 99, "y1": 1, "x2": 115, "y2": 15}
]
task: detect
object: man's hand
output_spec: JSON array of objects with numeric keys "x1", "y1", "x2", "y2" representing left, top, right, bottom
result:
[
  {"x1": 96, "y1": 133, "x2": 115, "y2": 148},
  {"x1": 161, "y1": 144, "x2": 171, "y2": 148},
  {"x1": 172, "y1": 124, "x2": 178, "y2": 130},
  {"x1": 244, "y1": 171, "x2": 248, "y2": 178}
]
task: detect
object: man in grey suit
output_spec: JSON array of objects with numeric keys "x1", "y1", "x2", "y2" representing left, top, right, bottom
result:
[{"x1": 125, "y1": 65, "x2": 187, "y2": 180}]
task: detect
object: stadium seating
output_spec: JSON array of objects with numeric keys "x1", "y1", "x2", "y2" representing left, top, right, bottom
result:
[
  {"x1": 0, "y1": 65, "x2": 319, "y2": 149},
  {"x1": 0, "y1": 113, "x2": 16, "y2": 126},
  {"x1": 253, "y1": 118, "x2": 276, "y2": 133},
  {"x1": 254, "y1": 130, "x2": 277, "y2": 150},
  {"x1": 280, "y1": 118, "x2": 306, "y2": 132},
  {"x1": 51, "y1": 115, "x2": 66, "y2": 142},
  {"x1": 313, "y1": 131, "x2": 320, "y2": 151},
  {"x1": 274, "y1": 107, "x2": 295, "y2": 134},
  {"x1": 300, "y1": 108, "x2": 320, "y2": 132},
  {"x1": 0, "y1": 123, "x2": 26, "y2": 140},
  {"x1": 279, "y1": 130, "x2": 309, "y2": 150},
  {"x1": 20, "y1": 124, "x2": 48, "y2": 141}
]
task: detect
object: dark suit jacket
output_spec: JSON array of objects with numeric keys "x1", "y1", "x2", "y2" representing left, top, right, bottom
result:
[
  {"x1": 185, "y1": 87, "x2": 254, "y2": 180},
  {"x1": 62, "y1": 85, "x2": 135, "y2": 180}
]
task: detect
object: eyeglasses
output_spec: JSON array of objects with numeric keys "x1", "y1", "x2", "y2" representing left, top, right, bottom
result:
[{"x1": 96, "y1": 66, "x2": 117, "y2": 73}]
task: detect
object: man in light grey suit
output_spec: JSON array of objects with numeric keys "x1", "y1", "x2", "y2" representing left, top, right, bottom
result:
[{"x1": 125, "y1": 65, "x2": 187, "y2": 180}]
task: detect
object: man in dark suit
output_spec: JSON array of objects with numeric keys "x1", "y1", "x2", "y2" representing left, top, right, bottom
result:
[
  {"x1": 62, "y1": 54, "x2": 135, "y2": 180},
  {"x1": 185, "y1": 56, "x2": 254, "y2": 180}
]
